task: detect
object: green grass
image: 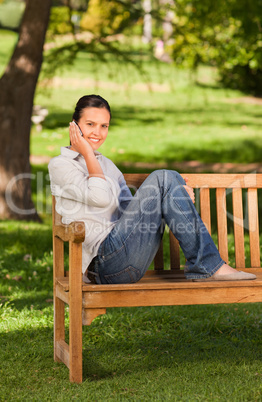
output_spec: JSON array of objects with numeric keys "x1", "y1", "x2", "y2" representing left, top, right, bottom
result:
[
  {"x1": 0, "y1": 29, "x2": 17, "y2": 75},
  {"x1": 1, "y1": 31, "x2": 262, "y2": 169},
  {"x1": 0, "y1": 1, "x2": 24, "y2": 31},
  {"x1": 1, "y1": 30, "x2": 262, "y2": 400},
  {"x1": 31, "y1": 81, "x2": 262, "y2": 167},
  {"x1": 2, "y1": 253, "x2": 262, "y2": 401}
]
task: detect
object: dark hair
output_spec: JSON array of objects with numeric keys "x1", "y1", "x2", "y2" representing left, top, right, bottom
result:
[{"x1": 72, "y1": 94, "x2": 111, "y2": 122}]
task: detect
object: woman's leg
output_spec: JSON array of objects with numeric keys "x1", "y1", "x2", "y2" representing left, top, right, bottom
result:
[{"x1": 90, "y1": 170, "x2": 225, "y2": 284}]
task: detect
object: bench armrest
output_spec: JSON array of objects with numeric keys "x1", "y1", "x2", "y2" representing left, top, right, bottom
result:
[{"x1": 53, "y1": 221, "x2": 85, "y2": 243}]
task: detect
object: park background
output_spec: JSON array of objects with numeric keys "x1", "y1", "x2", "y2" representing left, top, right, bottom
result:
[{"x1": 0, "y1": 0, "x2": 262, "y2": 400}]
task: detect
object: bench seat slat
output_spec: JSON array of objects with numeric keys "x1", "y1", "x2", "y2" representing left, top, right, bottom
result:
[
  {"x1": 81, "y1": 285, "x2": 262, "y2": 308},
  {"x1": 56, "y1": 268, "x2": 262, "y2": 293},
  {"x1": 82, "y1": 289, "x2": 262, "y2": 309}
]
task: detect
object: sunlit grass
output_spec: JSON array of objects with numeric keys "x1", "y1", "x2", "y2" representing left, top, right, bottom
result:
[
  {"x1": 33, "y1": 57, "x2": 261, "y2": 166},
  {"x1": 0, "y1": 29, "x2": 17, "y2": 75}
]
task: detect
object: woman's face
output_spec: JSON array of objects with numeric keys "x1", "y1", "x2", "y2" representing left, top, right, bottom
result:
[{"x1": 78, "y1": 107, "x2": 110, "y2": 151}]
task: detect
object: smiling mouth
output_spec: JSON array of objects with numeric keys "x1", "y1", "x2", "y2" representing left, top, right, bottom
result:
[{"x1": 88, "y1": 137, "x2": 100, "y2": 143}]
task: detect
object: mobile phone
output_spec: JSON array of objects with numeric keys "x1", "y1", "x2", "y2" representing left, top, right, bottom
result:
[{"x1": 73, "y1": 120, "x2": 83, "y2": 137}]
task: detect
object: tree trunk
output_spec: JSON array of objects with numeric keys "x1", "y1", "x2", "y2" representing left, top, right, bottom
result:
[{"x1": 0, "y1": 0, "x2": 52, "y2": 220}]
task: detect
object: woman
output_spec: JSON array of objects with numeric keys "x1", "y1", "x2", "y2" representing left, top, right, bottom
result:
[{"x1": 48, "y1": 94, "x2": 256, "y2": 284}]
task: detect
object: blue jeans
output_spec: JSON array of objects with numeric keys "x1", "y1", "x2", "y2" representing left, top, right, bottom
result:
[{"x1": 89, "y1": 170, "x2": 224, "y2": 284}]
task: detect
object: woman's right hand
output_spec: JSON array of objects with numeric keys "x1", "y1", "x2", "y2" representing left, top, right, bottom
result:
[
  {"x1": 69, "y1": 121, "x2": 93, "y2": 156},
  {"x1": 69, "y1": 121, "x2": 105, "y2": 180}
]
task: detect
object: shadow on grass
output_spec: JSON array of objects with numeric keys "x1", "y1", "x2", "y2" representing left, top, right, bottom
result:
[
  {"x1": 42, "y1": 111, "x2": 72, "y2": 130},
  {"x1": 30, "y1": 164, "x2": 52, "y2": 220},
  {"x1": 0, "y1": 222, "x2": 52, "y2": 259},
  {"x1": 40, "y1": 99, "x2": 262, "y2": 167},
  {"x1": 112, "y1": 104, "x2": 262, "y2": 165},
  {"x1": 116, "y1": 138, "x2": 262, "y2": 166},
  {"x1": 1, "y1": 304, "x2": 262, "y2": 388},
  {"x1": 163, "y1": 139, "x2": 262, "y2": 165},
  {"x1": 41, "y1": 108, "x2": 162, "y2": 130},
  {"x1": 42, "y1": 102, "x2": 261, "y2": 128},
  {"x1": 83, "y1": 304, "x2": 262, "y2": 381},
  {"x1": 0, "y1": 220, "x2": 53, "y2": 309}
]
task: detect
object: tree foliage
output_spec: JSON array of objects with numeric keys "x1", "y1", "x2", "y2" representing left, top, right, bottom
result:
[
  {"x1": 47, "y1": 6, "x2": 73, "y2": 36},
  {"x1": 81, "y1": 0, "x2": 131, "y2": 35},
  {"x1": 42, "y1": 0, "x2": 145, "y2": 82},
  {"x1": 169, "y1": 0, "x2": 262, "y2": 95},
  {"x1": 44, "y1": 0, "x2": 262, "y2": 95}
]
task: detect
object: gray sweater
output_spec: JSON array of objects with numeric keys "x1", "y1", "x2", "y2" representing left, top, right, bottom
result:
[{"x1": 48, "y1": 146, "x2": 132, "y2": 273}]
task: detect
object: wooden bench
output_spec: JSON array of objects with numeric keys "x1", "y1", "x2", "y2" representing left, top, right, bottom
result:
[{"x1": 52, "y1": 173, "x2": 262, "y2": 383}]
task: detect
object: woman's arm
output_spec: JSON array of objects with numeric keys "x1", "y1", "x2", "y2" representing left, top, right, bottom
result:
[{"x1": 48, "y1": 157, "x2": 118, "y2": 209}]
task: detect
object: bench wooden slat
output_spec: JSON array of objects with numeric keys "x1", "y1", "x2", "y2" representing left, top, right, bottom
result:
[
  {"x1": 200, "y1": 188, "x2": 211, "y2": 234},
  {"x1": 184, "y1": 173, "x2": 262, "y2": 189},
  {"x1": 232, "y1": 188, "x2": 245, "y2": 268},
  {"x1": 124, "y1": 173, "x2": 262, "y2": 190},
  {"x1": 154, "y1": 240, "x2": 164, "y2": 270},
  {"x1": 56, "y1": 268, "x2": 262, "y2": 293},
  {"x1": 248, "y1": 188, "x2": 261, "y2": 267},
  {"x1": 55, "y1": 340, "x2": 70, "y2": 369},
  {"x1": 82, "y1": 285, "x2": 262, "y2": 308},
  {"x1": 124, "y1": 173, "x2": 149, "y2": 189},
  {"x1": 169, "y1": 231, "x2": 180, "y2": 270},
  {"x1": 216, "y1": 188, "x2": 228, "y2": 263},
  {"x1": 82, "y1": 288, "x2": 262, "y2": 308}
]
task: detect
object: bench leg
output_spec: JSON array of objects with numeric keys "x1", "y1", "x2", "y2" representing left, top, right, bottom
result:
[
  {"x1": 69, "y1": 312, "x2": 82, "y2": 383},
  {"x1": 53, "y1": 235, "x2": 66, "y2": 362},
  {"x1": 69, "y1": 241, "x2": 83, "y2": 383}
]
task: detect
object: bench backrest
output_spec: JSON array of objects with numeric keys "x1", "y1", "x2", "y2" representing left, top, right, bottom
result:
[
  {"x1": 124, "y1": 173, "x2": 262, "y2": 271},
  {"x1": 52, "y1": 173, "x2": 262, "y2": 274}
]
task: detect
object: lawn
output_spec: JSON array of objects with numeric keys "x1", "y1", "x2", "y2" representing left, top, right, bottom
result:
[
  {"x1": 33, "y1": 66, "x2": 262, "y2": 167},
  {"x1": 25, "y1": 31, "x2": 262, "y2": 168},
  {"x1": 1, "y1": 29, "x2": 262, "y2": 400}
]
